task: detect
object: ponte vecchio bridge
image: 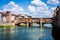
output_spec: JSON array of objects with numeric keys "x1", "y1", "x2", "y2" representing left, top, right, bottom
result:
[{"x1": 15, "y1": 18, "x2": 52, "y2": 27}]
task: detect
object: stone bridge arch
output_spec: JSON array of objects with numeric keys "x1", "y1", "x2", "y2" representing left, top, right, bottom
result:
[{"x1": 15, "y1": 18, "x2": 52, "y2": 27}]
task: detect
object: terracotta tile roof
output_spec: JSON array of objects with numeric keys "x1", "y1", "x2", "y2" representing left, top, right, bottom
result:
[{"x1": 0, "y1": 11, "x2": 32, "y2": 18}]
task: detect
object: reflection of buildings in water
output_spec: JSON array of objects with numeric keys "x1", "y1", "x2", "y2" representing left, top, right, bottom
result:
[
  {"x1": 0, "y1": 26, "x2": 18, "y2": 40},
  {"x1": 5, "y1": 26, "x2": 18, "y2": 40},
  {"x1": 10, "y1": 26, "x2": 18, "y2": 34}
]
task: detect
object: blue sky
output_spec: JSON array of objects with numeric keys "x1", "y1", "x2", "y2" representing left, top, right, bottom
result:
[{"x1": 0, "y1": 0, "x2": 60, "y2": 18}]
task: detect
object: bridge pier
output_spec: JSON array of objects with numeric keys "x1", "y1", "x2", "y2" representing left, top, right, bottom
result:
[
  {"x1": 39, "y1": 18, "x2": 43, "y2": 28},
  {"x1": 15, "y1": 18, "x2": 52, "y2": 27},
  {"x1": 26, "y1": 18, "x2": 29, "y2": 28},
  {"x1": 26, "y1": 22, "x2": 29, "y2": 28},
  {"x1": 26, "y1": 23, "x2": 31, "y2": 27}
]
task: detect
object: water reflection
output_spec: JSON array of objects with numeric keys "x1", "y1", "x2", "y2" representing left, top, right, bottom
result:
[
  {"x1": 43, "y1": 24, "x2": 52, "y2": 27},
  {"x1": 0, "y1": 26, "x2": 18, "y2": 40},
  {"x1": 39, "y1": 28, "x2": 53, "y2": 40},
  {"x1": 0, "y1": 26, "x2": 53, "y2": 40}
]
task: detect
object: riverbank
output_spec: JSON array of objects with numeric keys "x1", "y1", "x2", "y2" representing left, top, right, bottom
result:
[
  {"x1": 0, "y1": 23, "x2": 15, "y2": 26},
  {"x1": 0, "y1": 23, "x2": 15, "y2": 28}
]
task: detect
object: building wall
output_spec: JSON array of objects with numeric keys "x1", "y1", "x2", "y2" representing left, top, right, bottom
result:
[
  {"x1": 2, "y1": 16, "x2": 6, "y2": 23},
  {"x1": 24, "y1": 16, "x2": 29, "y2": 18},
  {"x1": 58, "y1": 11, "x2": 60, "y2": 19},
  {"x1": 0, "y1": 14, "x2": 2, "y2": 23},
  {"x1": 6, "y1": 12, "x2": 11, "y2": 23},
  {"x1": 18, "y1": 16, "x2": 22, "y2": 18},
  {"x1": 11, "y1": 16, "x2": 15, "y2": 22}
]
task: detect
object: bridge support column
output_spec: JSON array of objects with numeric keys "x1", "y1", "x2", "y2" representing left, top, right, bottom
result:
[
  {"x1": 39, "y1": 18, "x2": 43, "y2": 28},
  {"x1": 26, "y1": 18, "x2": 29, "y2": 28},
  {"x1": 26, "y1": 22, "x2": 29, "y2": 28},
  {"x1": 29, "y1": 18, "x2": 32, "y2": 27}
]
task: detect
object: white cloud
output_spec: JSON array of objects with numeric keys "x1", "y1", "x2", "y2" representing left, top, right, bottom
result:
[
  {"x1": 1, "y1": 1, "x2": 26, "y2": 14},
  {"x1": 50, "y1": 7, "x2": 56, "y2": 15},
  {"x1": 31, "y1": 0, "x2": 46, "y2": 6},
  {"x1": 0, "y1": 1, "x2": 57, "y2": 18},
  {"x1": 28, "y1": 0, "x2": 52, "y2": 18},
  {"x1": 47, "y1": 0, "x2": 59, "y2": 4},
  {"x1": 28, "y1": 5, "x2": 36, "y2": 13},
  {"x1": 28, "y1": 0, "x2": 57, "y2": 18}
]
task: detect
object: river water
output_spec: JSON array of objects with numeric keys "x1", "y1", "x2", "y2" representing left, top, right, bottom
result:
[{"x1": 0, "y1": 24, "x2": 53, "y2": 40}]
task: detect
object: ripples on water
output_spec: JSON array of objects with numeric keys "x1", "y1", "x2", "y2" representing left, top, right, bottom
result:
[{"x1": 0, "y1": 24, "x2": 53, "y2": 40}]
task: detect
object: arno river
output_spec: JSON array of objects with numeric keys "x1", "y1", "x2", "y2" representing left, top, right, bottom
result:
[{"x1": 0, "y1": 24, "x2": 53, "y2": 40}]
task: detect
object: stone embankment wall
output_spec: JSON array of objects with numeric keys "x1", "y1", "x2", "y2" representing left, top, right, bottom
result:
[{"x1": 0, "y1": 23, "x2": 15, "y2": 26}]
